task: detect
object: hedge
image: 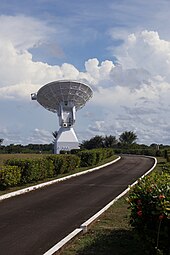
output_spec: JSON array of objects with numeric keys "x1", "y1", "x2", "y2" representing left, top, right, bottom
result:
[
  {"x1": 45, "y1": 154, "x2": 80, "y2": 175},
  {"x1": 1, "y1": 148, "x2": 113, "y2": 189},
  {"x1": 5, "y1": 158, "x2": 54, "y2": 183},
  {"x1": 78, "y1": 148, "x2": 114, "y2": 167},
  {"x1": 0, "y1": 165, "x2": 21, "y2": 189},
  {"x1": 128, "y1": 172, "x2": 170, "y2": 254},
  {"x1": 114, "y1": 148, "x2": 164, "y2": 157}
]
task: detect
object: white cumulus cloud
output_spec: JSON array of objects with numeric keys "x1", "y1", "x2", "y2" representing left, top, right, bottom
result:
[{"x1": 1, "y1": 15, "x2": 170, "y2": 144}]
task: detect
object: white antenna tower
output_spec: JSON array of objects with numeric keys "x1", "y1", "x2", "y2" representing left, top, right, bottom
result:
[{"x1": 31, "y1": 80, "x2": 93, "y2": 154}]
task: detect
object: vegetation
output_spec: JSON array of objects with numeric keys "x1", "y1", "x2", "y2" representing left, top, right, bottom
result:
[
  {"x1": 79, "y1": 132, "x2": 169, "y2": 158},
  {"x1": 0, "y1": 143, "x2": 53, "y2": 154},
  {"x1": 0, "y1": 166, "x2": 21, "y2": 189},
  {"x1": 119, "y1": 131, "x2": 137, "y2": 145},
  {"x1": 128, "y1": 169, "x2": 170, "y2": 254},
  {"x1": 0, "y1": 131, "x2": 170, "y2": 158},
  {"x1": 78, "y1": 148, "x2": 114, "y2": 167},
  {"x1": 80, "y1": 135, "x2": 117, "y2": 150}
]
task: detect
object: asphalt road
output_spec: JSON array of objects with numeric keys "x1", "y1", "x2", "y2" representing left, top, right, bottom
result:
[{"x1": 0, "y1": 155, "x2": 155, "y2": 255}]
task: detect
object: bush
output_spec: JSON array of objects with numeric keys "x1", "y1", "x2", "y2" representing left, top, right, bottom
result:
[
  {"x1": 45, "y1": 154, "x2": 80, "y2": 175},
  {"x1": 128, "y1": 172, "x2": 170, "y2": 254},
  {"x1": 78, "y1": 150, "x2": 97, "y2": 167},
  {"x1": 78, "y1": 148, "x2": 114, "y2": 167},
  {"x1": 5, "y1": 158, "x2": 54, "y2": 183},
  {"x1": 0, "y1": 165, "x2": 21, "y2": 189}
]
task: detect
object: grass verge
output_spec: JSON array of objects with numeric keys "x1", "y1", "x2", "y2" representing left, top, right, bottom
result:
[{"x1": 60, "y1": 196, "x2": 147, "y2": 255}]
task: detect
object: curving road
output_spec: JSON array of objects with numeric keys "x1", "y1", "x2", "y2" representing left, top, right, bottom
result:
[{"x1": 0, "y1": 155, "x2": 155, "y2": 255}]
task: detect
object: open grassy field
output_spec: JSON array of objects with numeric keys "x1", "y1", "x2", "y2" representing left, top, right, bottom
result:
[{"x1": 0, "y1": 153, "x2": 45, "y2": 166}]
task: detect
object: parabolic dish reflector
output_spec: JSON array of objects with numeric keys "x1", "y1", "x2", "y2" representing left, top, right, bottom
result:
[{"x1": 36, "y1": 80, "x2": 93, "y2": 113}]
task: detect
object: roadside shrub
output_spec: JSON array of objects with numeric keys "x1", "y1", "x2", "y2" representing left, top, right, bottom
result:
[
  {"x1": 128, "y1": 172, "x2": 170, "y2": 254},
  {"x1": 113, "y1": 148, "x2": 164, "y2": 157},
  {"x1": 104, "y1": 148, "x2": 114, "y2": 158},
  {"x1": 5, "y1": 158, "x2": 54, "y2": 183},
  {"x1": 0, "y1": 165, "x2": 21, "y2": 189},
  {"x1": 78, "y1": 150, "x2": 97, "y2": 167},
  {"x1": 70, "y1": 149, "x2": 81, "y2": 154},
  {"x1": 78, "y1": 148, "x2": 114, "y2": 167},
  {"x1": 63, "y1": 154, "x2": 80, "y2": 173},
  {"x1": 46, "y1": 154, "x2": 80, "y2": 175},
  {"x1": 94, "y1": 149, "x2": 103, "y2": 164}
]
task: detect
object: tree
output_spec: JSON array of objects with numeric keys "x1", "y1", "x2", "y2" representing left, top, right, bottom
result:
[
  {"x1": 0, "y1": 139, "x2": 3, "y2": 146},
  {"x1": 80, "y1": 135, "x2": 104, "y2": 149},
  {"x1": 104, "y1": 135, "x2": 117, "y2": 148},
  {"x1": 119, "y1": 131, "x2": 137, "y2": 145}
]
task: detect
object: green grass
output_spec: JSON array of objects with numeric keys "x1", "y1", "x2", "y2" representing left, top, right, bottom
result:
[
  {"x1": 59, "y1": 157, "x2": 165, "y2": 255},
  {"x1": 0, "y1": 153, "x2": 45, "y2": 166},
  {"x1": 60, "y1": 197, "x2": 147, "y2": 255}
]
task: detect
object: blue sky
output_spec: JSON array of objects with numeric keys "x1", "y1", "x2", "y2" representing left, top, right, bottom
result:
[{"x1": 1, "y1": 0, "x2": 170, "y2": 145}]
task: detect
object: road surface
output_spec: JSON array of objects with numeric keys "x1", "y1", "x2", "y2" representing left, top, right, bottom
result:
[{"x1": 0, "y1": 155, "x2": 155, "y2": 255}]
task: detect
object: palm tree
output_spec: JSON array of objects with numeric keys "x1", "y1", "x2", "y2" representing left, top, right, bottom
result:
[
  {"x1": 119, "y1": 131, "x2": 137, "y2": 145},
  {"x1": 104, "y1": 135, "x2": 117, "y2": 148},
  {"x1": 80, "y1": 135, "x2": 104, "y2": 149}
]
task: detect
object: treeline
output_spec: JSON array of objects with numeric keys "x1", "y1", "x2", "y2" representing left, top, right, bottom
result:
[
  {"x1": 1, "y1": 131, "x2": 170, "y2": 156},
  {"x1": 0, "y1": 143, "x2": 53, "y2": 154},
  {"x1": 80, "y1": 132, "x2": 170, "y2": 158}
]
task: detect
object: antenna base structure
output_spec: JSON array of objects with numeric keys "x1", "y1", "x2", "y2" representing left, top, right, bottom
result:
[
  {"x1": 31, "y1": 80, "x2": 93, "y2": 154},
  {"x1": 54, "y1": 127, "x2": 79, "y2": 154}
]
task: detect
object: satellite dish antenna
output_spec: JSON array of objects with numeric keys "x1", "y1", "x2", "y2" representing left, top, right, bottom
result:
[{"x1": 31, "y1": 80, "x2": 93, "y2": 154}]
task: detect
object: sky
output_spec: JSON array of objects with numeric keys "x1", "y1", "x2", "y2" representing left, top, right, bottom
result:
[{"x1": 1, "y1": 0, "x2": 170, "y2": 145}]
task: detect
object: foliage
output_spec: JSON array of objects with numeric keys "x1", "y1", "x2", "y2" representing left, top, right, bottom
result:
[
  {"x1": 80, "y1": 136, "x2": 104, "y2": 150},
  {"x1": 78, "y1": 150, "x2": 97, "y2": 167},
  {"x1": 0, "y1": 165, "x2": 21, "y2": 188},
  {"x1": 103, "y1": 135, "x2": 117, "y2": 148},
  {"x1": 46, "y1": 154, "x2": 80, "y2": 175},
  {"x1": 80, "y1": 135, "x2": 118, "y2": 150},
  {"x1": 114, "y1": 148, "x2": 164, "y2": 157},
  {"x1": 119, "y1": 131, "x2": 137, "y2": 145},
  {"x1": 0, "y1": 143, "x2": 53, "y2": 154},
  {"x1": 78, "y1": 148, "x2": 114, "y2": 167},
  {"x1": 5, "y1": 158, "x2": 54, "y2": 183},
  {"x1": 128, "y1": 172, "x2": 170, "y2": 254},
  {"x1": 1, "y1": 154, "x2": 80, "y2": 189}
]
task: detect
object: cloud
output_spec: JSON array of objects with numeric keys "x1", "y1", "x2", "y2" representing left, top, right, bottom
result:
[
  {"x1": 113, "y1": 30, "x2": 170, "y2": 79},
  {"x1": 1, "y1": 15, "x2": 170, "y2": 145},
  {"x1": 0, "y1": 15, "x2": 53, "y2": 50},
  {"x1": 27, "y1": 128, "x2": 52, "y2": 144}
]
